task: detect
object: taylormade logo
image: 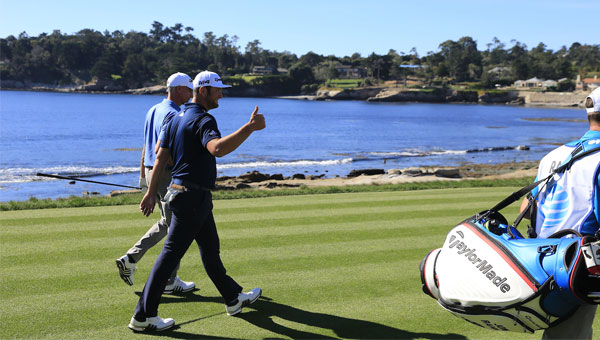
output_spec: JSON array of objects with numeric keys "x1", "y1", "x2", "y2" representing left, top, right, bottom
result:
[{"x1": 448, "y1": 231, "x2": 511, "y2": 293}]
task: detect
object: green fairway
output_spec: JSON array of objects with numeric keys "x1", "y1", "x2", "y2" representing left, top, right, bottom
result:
[{"x1": 1, "y1": 187, "x2": 598, "y2": 339}]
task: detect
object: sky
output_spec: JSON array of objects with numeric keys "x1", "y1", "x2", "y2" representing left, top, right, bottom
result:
[{"x1": 1, "y1": 0, "x2": 597, "y2": 57}]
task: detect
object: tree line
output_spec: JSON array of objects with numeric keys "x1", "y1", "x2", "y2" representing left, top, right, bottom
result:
[{"x1": 1, "y1": 21, "x2": 599, "y2": 92}]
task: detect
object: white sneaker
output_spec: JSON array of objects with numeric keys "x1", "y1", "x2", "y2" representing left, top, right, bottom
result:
[
  {"x1": 116, "y1": 255, "x2": 136, "y2": 286},
  {"x1": 128, "y1": 316, "x2": 174, "y2": 332},
  {"x1": 226, "y1": 288, "x2": 262, "y2": 316},
  {"x1": 163, "y1": 277, "x2": 195, "y2": 294}
]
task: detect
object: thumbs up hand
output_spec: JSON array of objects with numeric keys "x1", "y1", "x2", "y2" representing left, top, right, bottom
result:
[{"x1": 249, "y1": 106, "x2": 266, "y2": 131}]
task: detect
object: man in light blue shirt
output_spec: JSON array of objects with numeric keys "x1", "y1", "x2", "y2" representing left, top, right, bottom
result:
[
  {"x1": 522, "y1": 87, "x2": 600, "y2": 340},
  {"x1": 116, "y1": 73, "x2": 196, "y2": 294}
]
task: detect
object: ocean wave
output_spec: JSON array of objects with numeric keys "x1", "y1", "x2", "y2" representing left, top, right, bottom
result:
[
  {"x1": 367, "y1": 150, "x2": 468, "y2": 158},
  {"x1": 0, "y1": 166, "x2": 139, "y2": 184},
  {"x1": 218, "y1": 158, "x2": 354, "y2": 169},
  {"x1": 366, "y1": 145, "x2": 526, "y2": 160},
  {"x1": 0, "y1": 159, "x2": 355, "y2": 183}
]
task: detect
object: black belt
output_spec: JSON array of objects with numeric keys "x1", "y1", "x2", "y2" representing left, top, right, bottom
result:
[{"x1": 145, "y1": 165, "x2": 173, "y2": 170}]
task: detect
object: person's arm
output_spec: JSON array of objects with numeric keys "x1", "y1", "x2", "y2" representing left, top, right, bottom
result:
[
  {"x1": 140, "y1": 147, "x2": 171, "y2": 216},
  {"x1": 139, "y1": 148, "x2": 147, "y2": 190},
  {"x1": 154, "y1": 140, "x2": 161, "y2": 155},
  {"x1": 519, "y1": 196, "x2": 531, "y2": 220},
  {"x1": 154, "y1": 139, "x2": 174, "y2": 166},
  {"x1": 140, "y1": 148, "x2": 145, "y2": 178},
  {"x1": 206, "y1": 106, "x2": 265, "y2": 157}
]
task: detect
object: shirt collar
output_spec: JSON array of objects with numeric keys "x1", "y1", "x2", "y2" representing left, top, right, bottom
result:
[
  {"x1": 581, "y1": 130, "x2": 600, "y2": 140},
  {"x1": 183, "y1": 102, "x2": 208, "y2": 113},
  {"x1": 163, "y1": 98, "x2": 181, "y2": 111}
]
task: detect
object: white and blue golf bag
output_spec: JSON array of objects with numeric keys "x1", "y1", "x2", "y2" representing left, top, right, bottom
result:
[
  {"x1": 419, "y1": 147, "x2": 600, "y2": 333},
  {"x1": 420, "y1": 211, "x2": 600, "y2": 333}
]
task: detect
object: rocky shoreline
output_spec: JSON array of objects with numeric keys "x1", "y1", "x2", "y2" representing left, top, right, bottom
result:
[
  {"x1": 210, "y1": 161, "x2": 539, "y2": 190},
  {"x1": 314, "y1": 87, "x2": 588, "y2": 108},
  {"x1": 1, "y1": 81, "x2": 589, "y2": 108},
  {"x1": 109, "y1": 161, "x2": 538, "y2": 196}
]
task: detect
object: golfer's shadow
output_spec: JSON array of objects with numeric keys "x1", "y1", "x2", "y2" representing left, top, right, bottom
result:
[
  {"x1": 238, "y1": 296, "x2": 466, "y2": 340},
  {"x1": 135, "y1": 289, "x2": 228, "y2": 306}
]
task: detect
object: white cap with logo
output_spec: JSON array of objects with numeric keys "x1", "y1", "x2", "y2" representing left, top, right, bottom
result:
[
  {"x1": 193, "y1": 71, "x2": 232, "y2": 89},
  {"x1": 166, "y1": 72, "x2": 193, "y2": 90},
  {"x1": 587, "y1": 87, "x2": 600, "y2": 114}
]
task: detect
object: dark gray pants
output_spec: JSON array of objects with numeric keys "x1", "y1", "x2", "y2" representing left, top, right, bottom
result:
[{"x1": 134, "y1": 190, "x2": 242, "y2": 319}]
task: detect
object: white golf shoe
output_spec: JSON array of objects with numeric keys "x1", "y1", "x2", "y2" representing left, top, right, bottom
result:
[
  {"x1": 128, "y1": 316, "x2": 174, "y2": 332},
  {"x1": 116, "y1": 255, "x2": 136, "y2": 286},
  {"x1": 163, "y1": 276, "x2": 195, "y2": 294},
  {"x1": 226, "y1": 288, "x2": 262, "y2": 316}
]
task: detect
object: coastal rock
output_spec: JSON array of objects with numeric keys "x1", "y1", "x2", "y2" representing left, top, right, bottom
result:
[
  {"x1": 478, "y1": 91, "x2": 520, "y2": 104},
  {"x1": 268, "y1": 174, "x2": 284, "y2": 180},
  {"x1": 466, "y1": 145, "x2": 530, "y2": 153},
  {"x1": 434, "y1": 168, "x2": 461, "y2": 178},
  {"x1": 446, "y1": 90, "x2": 478, "y2": 102},
  {"x1": 110, "y1": 189, "x2": 142, "y2": 197},
  {"x1": 292, "y1": 174, "x2": 306, "y2": 179},
  {"x1": 316, "y1": 87, "x2": 383, "y2": 100},
  {"x1": 237, "y1": 171, "x2": 270, "y2": 183},
  {"x1": 387, "y1": 169, "x2": 403, "y2": 175},
  {"x1": 367, "y1": 89, "x2": 445, "y2": 102},
  {"x1": 347, "y1": 169, "x2": 385, "y2": 177},
  {"x1": 82, "y1": 191, "x2": 100, "y2": 196},
  {"x1": 235, "y1": 183, "x2": 252, "y2": 189},
  {"x1": 401, "y1": 168, "x2": 424, "y2": 177},
  {"x1": 78, "y1": 80, "x2": 123, "y2": 92},
  {"x1": 125, "y1": 85, "x2": 166, "y2": 95},
  {"x1": 260, "y1": 182, "x2": 278, "y2": 188}
]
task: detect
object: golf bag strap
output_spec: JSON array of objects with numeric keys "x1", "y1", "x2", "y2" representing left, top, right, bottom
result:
[
  {"x1": 526, "y1": 192, "x2": 538, "y2": 238},
  {"x1": 490, "y1": 146, "x2": 600, "y2": 219},
  {"x1": 514, "y1": 180, "x2": 548, "y2": 237}
]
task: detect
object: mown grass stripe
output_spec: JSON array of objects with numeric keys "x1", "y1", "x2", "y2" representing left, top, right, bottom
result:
[{"x1": 3, "y1": 187, "x2": 583, "y2": 340}]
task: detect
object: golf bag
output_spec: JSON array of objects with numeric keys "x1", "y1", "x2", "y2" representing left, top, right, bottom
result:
[
  {"x1": 419, "y1": 146, "x2": 600, "y2": 333},
  {"x1": 420, "y1": 212, "x2": 600, "y2": 333}
]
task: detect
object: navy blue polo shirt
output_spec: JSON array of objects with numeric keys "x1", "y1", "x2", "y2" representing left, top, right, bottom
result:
[{"x1": 161, "y1": 103, "x2": 222, "y2": 189}]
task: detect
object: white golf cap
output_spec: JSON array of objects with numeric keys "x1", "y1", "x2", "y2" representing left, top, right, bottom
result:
[
  {"x1": 166, "y1": 72, "x2": 193, "y2": 90},
  {"x1": 586, "y1": 87, "x2": 600, "y2": 114},
  {"x1": 193, "y1": 71, "x2": 232, "y2": 89}
]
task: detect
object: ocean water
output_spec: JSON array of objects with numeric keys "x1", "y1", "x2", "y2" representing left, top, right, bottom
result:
[{"x1": 0, "y1": 90, "x2": 588, "y2": 201}]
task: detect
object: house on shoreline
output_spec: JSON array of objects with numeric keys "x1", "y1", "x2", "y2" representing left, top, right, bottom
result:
[
  {"x1": 576, "y1": 75, "x2": 600, "y2": 91},
  {"x1": 250, "y1": 65, "x2": 288, "y2": 75},
  {"x1": 513, "y1": 77, "x2": 560, "y2": 89}
]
